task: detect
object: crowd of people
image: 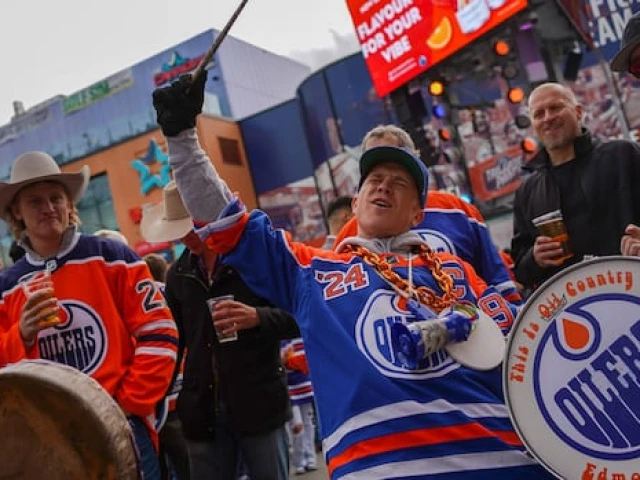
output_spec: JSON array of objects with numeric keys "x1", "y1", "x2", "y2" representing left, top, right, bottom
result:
[{"x1": 0, "y1": 11, "x2": 640, "y2": 480}]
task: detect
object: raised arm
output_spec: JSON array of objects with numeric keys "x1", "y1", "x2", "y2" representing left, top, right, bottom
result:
[{"x1": 152, "y1": 73, "x2": 233, "y2": 222}]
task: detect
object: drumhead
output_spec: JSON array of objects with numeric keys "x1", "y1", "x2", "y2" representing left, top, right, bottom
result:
[
  {"x1": 446, "y1": 310, "x2": 505, "y2": 370},
  {"x1": 0, "y1": 360, "x2": 139, "y2": 479},
  {"x1": 504, "y1": 256, "x2": 640, "y2": 479}
]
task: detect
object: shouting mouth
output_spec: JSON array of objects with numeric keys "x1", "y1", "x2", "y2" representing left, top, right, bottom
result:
[{"x1": 372, "y1": 199, "x2": 391, "y2": 209}]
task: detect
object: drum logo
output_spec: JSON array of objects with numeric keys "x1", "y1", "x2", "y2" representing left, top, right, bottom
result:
[
  {"x1": 533, "y1": 294, "x2": 640, "y2": 460},
  {"x1": 37, "y1": 300, "x2": 107, "y2": 375},
  {"x1": 355, "y1": 289, "x2": 457, "y2": 379},
  {"x1": 505, "y1": 259, "x2": 640, "y2": 479}
]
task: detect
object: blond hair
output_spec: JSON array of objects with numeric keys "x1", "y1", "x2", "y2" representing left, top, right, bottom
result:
[{"x1": 361, "y1": 125, "x2": 418, "y2": 154}]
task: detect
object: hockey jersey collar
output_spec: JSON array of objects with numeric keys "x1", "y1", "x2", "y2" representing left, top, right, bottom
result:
[
  {"x1": 335, "y1": 231, "x2": 426, "y2": 255},
  {"x1": 20, "y1": 224, "x2": 81, "y2": 267}
]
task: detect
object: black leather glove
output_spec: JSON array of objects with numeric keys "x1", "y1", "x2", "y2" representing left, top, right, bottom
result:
[{"x1": 152, "y1": 71, "x2": 207, "y2": 137}]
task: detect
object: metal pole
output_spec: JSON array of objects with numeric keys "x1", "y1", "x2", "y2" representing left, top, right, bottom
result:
[{"x1": 189, "y1": 0, "x2": 250, "y2": 87}]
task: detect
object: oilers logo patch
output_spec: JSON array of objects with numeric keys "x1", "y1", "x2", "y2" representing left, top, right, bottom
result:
[
  {"x1": 505, "y1": 257, "x2": 640, "y2": 479},
  {"x1": 354, "y1": 289, "x2": 458, "y2": 380},
  {"x1": 37, "y1": 300, "x2": 108, "y2": 375},
  {"x1": 415, "y1": 229, "x2": 456, "y2": 255}
]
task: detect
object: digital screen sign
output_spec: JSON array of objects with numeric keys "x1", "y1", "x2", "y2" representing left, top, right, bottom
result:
[{"x1": 346, "y1": 0, "x2": 529, "y2": 97}]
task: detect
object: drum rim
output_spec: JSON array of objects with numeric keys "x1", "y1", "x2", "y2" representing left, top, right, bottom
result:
[
  {"x1": 0, "y1": 359, "x2": 139, "y2": 479},
  {"x1": 503, "y1": 255, "x2": 640, "y2": 478}
]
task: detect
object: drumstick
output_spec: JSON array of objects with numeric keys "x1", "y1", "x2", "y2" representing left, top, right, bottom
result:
[{"x1": 189, "y1": 0, "x2": 250, "y2": 88}]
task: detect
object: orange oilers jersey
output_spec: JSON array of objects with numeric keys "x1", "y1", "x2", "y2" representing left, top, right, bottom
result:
[{"x1": 0, "y1": 234, "x2": 178, "y2": 421}]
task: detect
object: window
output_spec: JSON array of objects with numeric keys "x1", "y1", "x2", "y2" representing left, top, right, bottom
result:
[
  {"x1": 76, "y1": 174, "x2": 118, "y2": 233},
  {"x1": 0, "y1": 221, "x2": 14, "y2": 267},
  {"x1": 218, "y1": 137, "x2": 243, "y2": 165}
]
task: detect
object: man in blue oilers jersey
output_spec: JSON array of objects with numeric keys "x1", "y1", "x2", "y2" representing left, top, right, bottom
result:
[
  {"x1": 152, "y1": 73, "x2": 555, "y2": 480},
  {"x1": 334, "y1": 124, "x2": 522, "y2": 305}
]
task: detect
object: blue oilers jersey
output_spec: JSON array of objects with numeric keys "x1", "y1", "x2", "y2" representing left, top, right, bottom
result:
[
  {"x1": 197, "y1": 203, "x2": 554, "y2": 480},
  {"x1": 335, "y1": 191, "x2": 522, "y2": 305}
]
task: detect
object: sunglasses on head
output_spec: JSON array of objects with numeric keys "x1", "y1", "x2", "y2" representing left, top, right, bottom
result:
[{"x1": 629, "y1": 56, "x2": 640, "y2": 78}]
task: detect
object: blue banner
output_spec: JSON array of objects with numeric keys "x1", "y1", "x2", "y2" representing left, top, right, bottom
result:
[
  {"x1": 239, "y1": 100, "x2": 315, "y2": 194},
  {"x1": 324, "y1": 54, "x2": 393, "y2": 148},
  {"x1": 581, "y1": 1, "x2": 640, "y2": 66}
]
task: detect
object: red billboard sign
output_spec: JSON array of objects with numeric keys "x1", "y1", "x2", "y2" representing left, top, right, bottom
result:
[
  {"x1": 467, "y1": 145, "x2": 525, "y2": 201},
  {"x1": 346, "y1": 0, "x2": 528, "y2": 97}
]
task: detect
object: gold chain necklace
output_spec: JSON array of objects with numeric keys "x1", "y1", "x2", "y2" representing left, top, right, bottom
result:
[{"x1": 344, "y1": 243, "x2": 458, "y2": 312}]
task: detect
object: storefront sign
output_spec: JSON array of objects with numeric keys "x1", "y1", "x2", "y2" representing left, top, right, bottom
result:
[
  {"x1": 467, "y1": 145, "x2": 524, "y2": 201},
  {"x1": 153, "y1": 51, "x2": 208, "y2": 87},
  {"x1": 0, "y1": 106, "x2": 50, "y2": 146},
  {"x1": 346, "y1": 0, "x2": 528, "y2": 97},
  {"x1": 63, "y1": 69, "x2": 134, "y2": 114}
]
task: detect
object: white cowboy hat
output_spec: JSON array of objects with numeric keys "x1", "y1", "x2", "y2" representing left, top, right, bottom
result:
[
  {"x1": 0, "y1": 151, "x2": 90, "y2": 220},
  {"x1": 140, "y1": 180, "x2": 193, "y2": 243}
]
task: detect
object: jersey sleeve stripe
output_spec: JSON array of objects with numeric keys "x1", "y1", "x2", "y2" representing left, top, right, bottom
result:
[
  {"x1": 495, "y1": 280, "x2": 518, "y2": 292},
  {"x1": 136, "y1": 320, "x2": 178, "y2": 334},
  {"x1": 135, "y1": 347, "x2": 178, "y2": 359},
  {"x1": 138, "y1": 334, "x2": 180, "y2": 346},
  {"x1": 333, "y1": 450, "x2": 537, "y2": 479},
  {"x1": 323, "y1": 399, "x2": 509, "y2": 453},
  {"x1": 327, "y1": 422, "x2": 525, "y2": 476}
]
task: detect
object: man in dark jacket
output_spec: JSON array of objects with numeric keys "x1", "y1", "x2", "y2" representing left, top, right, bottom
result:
[
  {"x1": 141, "y1": 182, "x2": 300, "y2": 480},
  {"x1": 512, "y1": 82, "x2": 640, "y2": 289}
]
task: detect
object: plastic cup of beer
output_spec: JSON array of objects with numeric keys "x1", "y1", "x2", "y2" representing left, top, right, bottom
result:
[
  {"x1": 22, "y1": 270, "x2": 61, "y2": 327},
  {"x1": 207, "y1": 294, "x2": 238, "y2": 343},
  {"x1": 532, "y1": 210, "x2": 573, "y2": 261}
]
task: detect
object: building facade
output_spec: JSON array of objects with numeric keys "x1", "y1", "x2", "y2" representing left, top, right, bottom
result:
[{"x1": 0, "y1": 30, "x2": 309, "y2": 264}]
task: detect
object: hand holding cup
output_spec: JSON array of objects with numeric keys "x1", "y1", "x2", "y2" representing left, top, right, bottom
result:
[
  {"x1": 209, "y1": 296, "x2": 260, "y2": 343},
  {"x1": 20, "y1": 271, "x2": 61, "y2": 345},
  {"x1": 532, "y1": 210, "x2": 573, "y2": 267}
]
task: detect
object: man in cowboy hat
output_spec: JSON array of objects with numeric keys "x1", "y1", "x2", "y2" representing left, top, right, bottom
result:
[
  {"x1": 611, "y1": 11, "x2": 640, "y2": 77},
  {"x1": 141, "y1": 181, "x2": 300, "y2": 480},
  {"x1": 0, "y1": 151, "x2": 178, "y2": 478},
  {"x1": 611, "y1": 12, "x2": 640, "y2": 257},
  {"x1": 151, "y1": 74, "x2": 555, "y2": 479}
]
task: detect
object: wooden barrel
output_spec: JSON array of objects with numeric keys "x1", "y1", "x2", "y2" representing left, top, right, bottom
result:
[{"x1": 0, "y1": 360, "x2": 139, "y2": 479}]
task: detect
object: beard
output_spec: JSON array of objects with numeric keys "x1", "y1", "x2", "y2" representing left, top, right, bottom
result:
[{"x1": 539, "y1": 124, "x2": 576, "y2": 151}]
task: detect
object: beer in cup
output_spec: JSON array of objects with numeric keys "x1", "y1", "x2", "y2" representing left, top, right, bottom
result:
[
  {"x1": 532, "y1": 210, "x2": 573, "y2": 261},
  {"x1": 207, "y1": 294, "x2": 238, "y2": 343},
  {"x1": 22, "y1": 270, "x2": 61, "y2": 327}
]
